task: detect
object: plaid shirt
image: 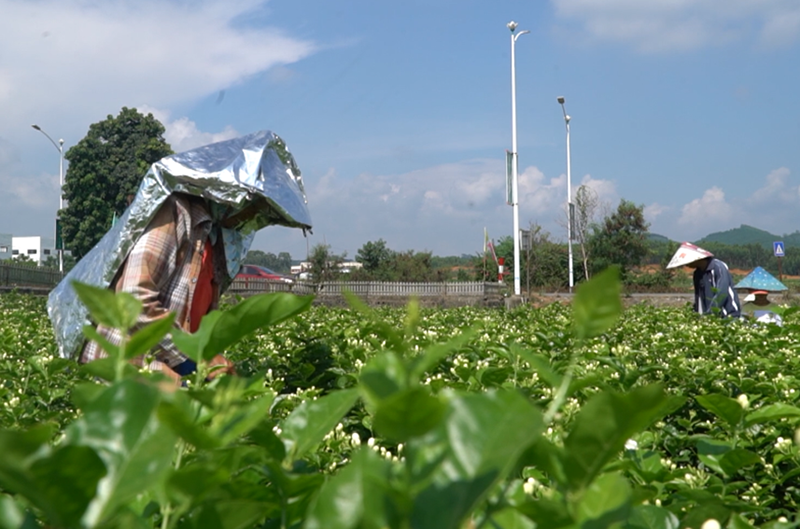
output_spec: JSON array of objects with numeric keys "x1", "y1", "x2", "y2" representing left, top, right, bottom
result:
[{"x1": 81, "y1": 195, "x2": 226, "y2": 369}]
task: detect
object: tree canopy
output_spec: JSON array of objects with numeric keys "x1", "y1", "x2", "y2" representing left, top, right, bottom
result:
[
  {"x1": 61, "y1": 107, "x2": 173, "y2": 259},
  {"x1": 588, "y1": 199, "x2": 650, "y2": 278},
  {"x1": 243, "y1": 250, "x2": 293, "y2": 274}
]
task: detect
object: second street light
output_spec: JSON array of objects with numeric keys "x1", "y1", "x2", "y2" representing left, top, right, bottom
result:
[
  {"x1": 557, "y1": 96, "x2": 574, "y2": 292},
  {"x1": 508, "y1": 20, "x2": 529, "y2": 297},
  {"x1": 32, "y1": 124, "x2": 65, "y2": 273}
]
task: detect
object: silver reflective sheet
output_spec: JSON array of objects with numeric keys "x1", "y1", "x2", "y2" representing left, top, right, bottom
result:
[{"x1": 47, "y1": 130, "x2": 312, "y2": 359}]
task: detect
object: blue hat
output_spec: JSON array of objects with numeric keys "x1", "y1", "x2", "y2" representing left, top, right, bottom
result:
[{"x1": 734, "y1": 266, "x2": 788, "y2": 292}]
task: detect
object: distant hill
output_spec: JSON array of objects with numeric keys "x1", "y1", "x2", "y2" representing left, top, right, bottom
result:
[
  {"x1": 695, "y1": 225, "x2": 800, "y2": 249},
  {"x1": 647, "y1": 233, "x2": 671, "y2": 243}
]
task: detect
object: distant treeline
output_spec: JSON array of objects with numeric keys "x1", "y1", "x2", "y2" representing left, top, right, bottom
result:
[{"x1": 647, "y1": 240, "x2": 797, "y2": 276}]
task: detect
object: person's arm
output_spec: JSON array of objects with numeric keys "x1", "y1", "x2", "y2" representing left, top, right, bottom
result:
[
  {"x1": 708, "y1": 262, "x2": 733, "y2": 313},
  {"x1": 114, "y1": 200, "x2": 193, "y2": 369}
]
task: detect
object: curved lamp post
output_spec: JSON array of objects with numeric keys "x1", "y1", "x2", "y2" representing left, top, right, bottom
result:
[
  {"x1": 508, "y1": 21, "x2": 529, "y2": 297},
  {"x1": 557, "y1": 97, "x2": 574, "y2": 292},
  {"x1": 31, "y1": 124, "x2": 64, "y2": 273}
]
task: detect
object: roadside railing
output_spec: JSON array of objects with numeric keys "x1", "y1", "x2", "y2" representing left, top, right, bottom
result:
[
  {"x1": 0, "y1": 262, "x2": 64, "y2": 288},
  {"x1": 227, "y1": 279, "x2": 503, "y2": 299}
]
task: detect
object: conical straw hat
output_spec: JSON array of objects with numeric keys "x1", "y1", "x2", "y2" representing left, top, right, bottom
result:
[
  {"x1": 734, "y1": 266, "x2": 788, "y2": 292},
  {"x1": 666, "y1": 242, "x2": 714, "y2": 269}
]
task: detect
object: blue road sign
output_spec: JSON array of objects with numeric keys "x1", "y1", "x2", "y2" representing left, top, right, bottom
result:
[{"x1": 774, "y1": 241, "x2": 785, "y2": 257}]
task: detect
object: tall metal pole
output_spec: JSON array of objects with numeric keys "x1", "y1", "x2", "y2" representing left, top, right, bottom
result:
[
  {"x1": 508, "y1": 21, "x2": 528, "y2": 297},
  {"x1": 31, "y1": 124, "x2": 64, "y2": 272},
  {"x1": 558, "y1": 97, "x2": 574, "y2": 292}
]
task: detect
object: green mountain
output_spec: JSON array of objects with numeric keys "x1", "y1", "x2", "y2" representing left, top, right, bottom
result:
[
  {"x1": 695, "y1": 224, "x2": 800, "y2": 249},
  {"x1": 647, "y1": 233, "x2": 671, "y2": 243}
]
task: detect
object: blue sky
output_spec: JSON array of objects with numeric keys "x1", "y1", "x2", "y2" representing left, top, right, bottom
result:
[{"x1": 2, "y1": 0, "x2": 800, "y2": 260}]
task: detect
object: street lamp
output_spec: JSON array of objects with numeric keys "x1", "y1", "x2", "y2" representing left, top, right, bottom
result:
[
  {"x1": 31, "y1": 124, "x2": 64, "y2": 273},
  {"x1": 557, "y1": 97, "x2": 574, "y2": 292},
  {"x1": 508, "y1": 20, "x2": 529, "y2": 297}
]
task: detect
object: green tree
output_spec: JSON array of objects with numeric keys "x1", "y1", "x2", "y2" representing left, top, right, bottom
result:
[
  {"x1": 390, "y1": 250, "x2": 440, "y2": 282},
  {"x1": 523, "y1": 223, "x2": 568, "y2": 291},
  {"x1": 244, "y1": 250, "x2": 293, "y2": 273},
  {"x1": 308, "y1": 243, "x2": 344, "y2": 285},
  {"x1": 11, "y1": 254, "x2": 38, "y2": 267},
  {"x1": 61, "y1": 107, "x2": 173, "y2": 259},
  {"x1": 356, "y1": 239, "x2": 394, "y2": 273},
  {"x1": 588, "y1": 199, "x2": 650, "y2": 280},
  {"x1": 573, "y1": 184, "x2": 602, "y2": 280},
  {"x1": 354, "y1": 239, "x2": 396, "y2": 280}
]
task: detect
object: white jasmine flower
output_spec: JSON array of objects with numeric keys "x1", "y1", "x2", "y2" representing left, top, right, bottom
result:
[{"x1": 737, "y1": 394, "x2": 749, "y2": 410}]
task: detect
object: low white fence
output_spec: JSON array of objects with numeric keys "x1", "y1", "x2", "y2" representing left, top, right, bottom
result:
[{"x1": 227, "y1": 279, "x2": 503, "y2": 298}]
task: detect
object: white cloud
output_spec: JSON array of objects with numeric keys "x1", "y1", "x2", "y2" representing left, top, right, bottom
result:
[
  {"x1": 644, "y1": 203, "x2": 670, "y2": 222},
  {"x1": 678, "y1": 186, "x2": 735, "y2": 227},
  {"x1": 282, "y1": 159, "x2": 619, "y2": 256},
  {"x1": 552, "y1": 0, "x2": 800, "y2": 52},
  {"x1": 139, "y1": 106, "x2": 240, "y2": 153},
  {"x1": 0, "y1": 0, "x2": 316, "y2": 134},
  {"x1": 751, "y1": 167, "x2": 793, "y2": 204},
  {"x1": 664, "y1": 168, "x2": 800, "y2": 241}
]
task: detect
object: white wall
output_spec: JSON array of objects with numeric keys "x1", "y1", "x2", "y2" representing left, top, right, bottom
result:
[{"x1": 11, "y1": 236, "x2": 56, "y2": 265}]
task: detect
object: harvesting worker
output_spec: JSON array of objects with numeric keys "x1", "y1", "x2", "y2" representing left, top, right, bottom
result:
[
  {"x1": 666, "y1": 242, "x2": 741, "y2": 318},
  {"x1": 47, "y1": 131, "x2": 313, "y2": 383}
]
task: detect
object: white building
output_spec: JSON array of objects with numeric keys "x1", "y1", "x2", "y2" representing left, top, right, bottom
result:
[
  {"x1": 11, "y1": 236, "x2": 56, "y2": 266},
  {"x1": 0, "y1": 233, "x2": 11, "y2": 261},
  {"x1": 290, "y1": 260, "x2": 364, "y2": 275}
]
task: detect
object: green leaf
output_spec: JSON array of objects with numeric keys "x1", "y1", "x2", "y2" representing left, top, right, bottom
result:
[
  {"x1": 0, "y1": 495, "x2": 29, "y2": 529},
  {"x1": 0, "y1": 440, "x2": 106, "y2": 528},
  {"x1": 78, "y1": 357, "x2": 139, "y2": 382},
  {"x1": 563, "y1": 384, "x2": 669, "y2": 492},
  {"x1": 157, "y1": 399, "x2": 218, "y2": 450},
  {"x1": 744, "y1": 402, "x2": 800, "y2": 426},
  {"x1": 727, "y1": 513, "x2": 757, "y2": 529},
  {"x1": 124, "y1": 312, "x2": 176, "y2": 359},
  {"x1": 211, "y1": 393, "x2": 275, "y2": 446},
  {"x1": 71, "y1": 382, "x2": 107, "y2": 410},
  {"x1": 0, "y1": 424, "x2": 55, "y2": 459},
  {"x1": 680, "y1": 503, "x2": 730, "y2": 529},
  {"x1": 280, "y1": 388, "x2": 359, "y2": 461},
  {"x1": 572, "y1": 266, "x2": 622, "y2": 342},
  {"x1": 575, "y1": 471, "x2": 631, "y2": 528},
  {"x1": 719, "y1": 448, "x2": 761, "y2": 477},
  {"x1": 373, "y1": 387, "x2": 447, "y2": 442},
  {"x1": 409, "y1": 390, "x2": 544, "y2": 529},
  {"x1": 167, "y1": 464, "x2": 230, "y2": 503},
  {"x1": 72, "y1": 281, "x2": 141, "y2": 330},
  {"x1": 488, "y1": 508, "x2": 536, "y2": 529},
  {"x1": 0, "y1": 494, "x2": 41, "y2": 529},
  {"x1": 696, "y1": 394, "x2": 744, "y2": 428},
  {"x1": 408, "y1": 331, "x2": 476, "y2": 383},
  {"x1": 28, "y1": 445, "x2": 108, "y2": 527},
  {"x1": 516, "y1": 437, "x2": 568, "y2": 488},
  {"x1": 64, "y1": 379, "x2": 176, "y2": 526},
  {"x1": 178, "y1": 500, "x2": 270, "y2": 529},
  {"x1": 515, "y1": 497, "x2": 573, "y2": 529},
  {"x1": 359, "y1": 353, "x2": 407, "y2": 406},
  {"x1": 479, "y1": 366, "x2": 514, "y2": 387},
  {"x1": 81, "y1": 324, "x2": 121, "y2": 359},
  {"x1": 172, "y1": 292, "x2": 312, "y2": 362},
  {"x1": 626, "y1": 504, "x2": 680, "y2": 529},
  {"x1": 245, "y1": 421, "x2": 286, "y2": 461},
  {"x1": 304, "y1": 448, "x2": 392, "y2": 529},
  {"x1": 511, "y1": 347, "x2": 563, "y2": 388}
]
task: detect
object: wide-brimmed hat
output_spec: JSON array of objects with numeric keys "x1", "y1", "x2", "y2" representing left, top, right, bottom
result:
[{"x1": 666, "y1": 242, "x2": 714, "y2": 269}]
